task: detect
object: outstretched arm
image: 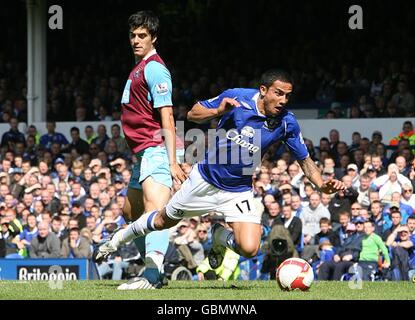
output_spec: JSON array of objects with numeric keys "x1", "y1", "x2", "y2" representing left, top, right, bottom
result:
[
  {"x1": 187, "y1": 98, "x2": 240, "y2": 124},
  {"x1": 297, "y1": 156, "x2": 345, "y2": 194}
]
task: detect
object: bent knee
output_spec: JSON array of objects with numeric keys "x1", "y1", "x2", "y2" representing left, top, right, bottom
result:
[{"x1": 239, "y1": 243, "x2": 260, "y2": 258}]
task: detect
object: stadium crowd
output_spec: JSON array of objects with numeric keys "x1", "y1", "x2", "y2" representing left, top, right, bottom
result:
[
  {"x1": 0, "y1": 117, "x2": 415, "y2": 281},
  {"x1": 1, "y1": 0, "x2": 415, "y2": 282}
]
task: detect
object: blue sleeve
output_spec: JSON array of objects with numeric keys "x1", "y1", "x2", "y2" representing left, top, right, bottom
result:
[
  {"x1": 60, "y1": 133, "x2": 69, "y2": 145},
  {"x1": 144, "y1": 61, "x2": 173, "y2": 109},
  {"x1": 40, "y1": 135, "x2": 47, "y2": 145},
  {"x1": 283, "y1": 116, "x2": 309, "y2": 160},
  {"x1": 199, "y1": 89, "x2": 239, "y2": 109}
]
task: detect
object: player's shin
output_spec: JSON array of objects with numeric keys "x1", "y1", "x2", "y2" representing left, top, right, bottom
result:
[{"x1": 110, "y1": 211, "x2": 158, "y2": 248}]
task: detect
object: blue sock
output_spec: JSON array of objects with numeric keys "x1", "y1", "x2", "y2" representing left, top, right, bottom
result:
[{"x1": 140, "y1": 229, "x2": 170, "y2": 284}]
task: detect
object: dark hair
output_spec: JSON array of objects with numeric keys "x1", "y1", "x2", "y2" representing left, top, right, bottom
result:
[
  {"x1": 52, "y1": 215, "x2": 62, "y2": 223},
  {"x1": 70, "y1": 127, "x2": 80, "y2": 134},
  {"x1": 260, "y1": 69, "x2": 293, "y2": 88},
  {"x1": 339, "y1": 211, "x2": 350, "y2": 218},
  {"x1": 365, "y1": 220, "x2": 375, "y2": 227},
  {"x1": 371, "y1": 199, "x2": 382, "y2": 206},
  {"x1": 128, "y1": 10, "x2": 159, "y2": 39},
  {"x1": 390, "y1": 207, "x2": 401, "y2": 215},
  {"x1": 320, "y1": 217, "x2": 331, "y2": 225}
]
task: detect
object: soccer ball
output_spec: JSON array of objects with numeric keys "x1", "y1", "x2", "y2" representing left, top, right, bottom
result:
[{"x1": 276, "y1": 258, "x2": 314, "y2": 291}]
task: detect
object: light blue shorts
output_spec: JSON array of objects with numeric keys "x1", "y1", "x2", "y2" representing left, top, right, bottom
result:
[{"x1": 129, "y1": 146, "x2": 184, "y2": 190}]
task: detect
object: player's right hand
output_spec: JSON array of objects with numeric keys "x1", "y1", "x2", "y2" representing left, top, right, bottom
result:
[
  {"x1": 217, "y1": 98, "x2": 240, "y2": 116},
  {"x1": 170, "y1": 163, "x2": 188, "y2": 185}
]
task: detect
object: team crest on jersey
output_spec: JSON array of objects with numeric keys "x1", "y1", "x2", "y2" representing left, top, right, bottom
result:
[
  {"x1": 263, "y1": 117, "x2": 280, "y2": 131},
  {"x1": 241, "y1": 126, "x2": 255, "y2": 138},
  {"x1": 134, "y1": 68, "x2": 142, "y2": 78}
]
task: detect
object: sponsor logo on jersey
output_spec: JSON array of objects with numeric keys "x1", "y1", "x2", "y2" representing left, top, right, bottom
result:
[{"x1": 226, "y1": 129, "x2": 260, "y2": 154}]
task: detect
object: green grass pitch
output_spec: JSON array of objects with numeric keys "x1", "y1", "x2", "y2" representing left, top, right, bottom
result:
[{"x1": 0, "y1": 280, "x2": 414, "y2": 300}]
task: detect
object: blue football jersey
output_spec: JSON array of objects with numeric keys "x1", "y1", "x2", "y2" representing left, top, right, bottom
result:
[{"x1": 197, "y1": 88, "x2": 309, "y2": 192}]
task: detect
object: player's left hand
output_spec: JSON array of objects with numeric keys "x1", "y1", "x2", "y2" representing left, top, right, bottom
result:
[
  {"x1": 320, "y1": 179, "x2": 346, "y2": 194},
  {"x1": 170, "y1": 163, "x2": 188, "y2": 185}
]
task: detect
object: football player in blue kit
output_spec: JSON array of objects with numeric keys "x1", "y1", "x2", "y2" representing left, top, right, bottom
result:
[{"x1": 94, "y1": 69, "x2": 345, "y2": 269}]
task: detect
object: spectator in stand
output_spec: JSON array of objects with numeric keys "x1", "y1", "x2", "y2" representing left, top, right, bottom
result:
[
  {"x1": 318, "y1": 221, "x2": 364, "y2": 281},
  {"x1": 61, "y1": 227, "x2": 92, "y2": 258},
  {"x1": 329, "y1": 129, "x2": 340, "y2": 156},
  {"x1": 111, "y1": 202, "x2": 126, "y2": 227},
  {"x1": 391, "y1": 81, "x2": 415, "y2": 116},
  {"x1": 336, "y1": 211, "x2": 352, "y2": 245},
  {"x1": 368, "y1": 131, "x2": 383, "y2": 154},
  {"x1": 51, "y1": 215, "x2": 66, "y2": 241},
  {"x1": 173, "y1": 219, "x2": 205, "y2": 271},
  {"x1": 328, "y1": 181, "x2": 358, "y2": 226},
  {"x1": 29, "y1": 221, "x2": 61, "y2": 258},
  {"x1": 396, "y1": 156, "x2": 410, "y2": 177},
  {"x1": 71, "y1": 201, "x2": 87, "y2": 229},
  {"x1": 408, "y1": 216, "x2": 415, "y2": 236},
  {"x1": 350, "y1": 202, "x2": 363, "y2": 220},
  {"x1": 382, "y1": 207, "x2": 404, "y2": 241},
  {"x1": 385, "y1": 192, "x2": 413, "y2": 221},
  {"x1": 346, "y1": 163, "x2": 360, "y2": 189},
  {"x1": 291, "y1": 194, "x2": 303, "y2": 218},
  {"x1": 70, "y1": 182, "x2": 86, "y2": 205},
  {"x1": 1, "y1": 117, "x2": 26, "y2": 150},
  {"x1": 64, "y1": 126, "x2": 90, "y2": 155},
  {"x1": 358, "y1": 221, "x2": 390, "y2": 280},
  {"x1": 372, "y1": 163, "x2": 411, "y2": 204},
  {"x1": 108, "y1": 124, "x2": 130, "y2": 155},
  {"x1": 386, "y1": 224, "x2": 415, "y2": 280},
  {"x1": 300, "y1": 192, "x2": 331, "y2": 245},
  {"x1": 371, "y1": 154, "x2": 386, "y2": 176},
  {"x1": 40, "y1": 189, "x2": 59, "y2": 215},
  {"x1": 369, "y1": 200, "x2": 385, "y2": 237},
  {"x1": 91, "y1": 124, "x2": 110, "y2": 151},
  {"x1": 274, "y1": 204, "x2": 302, "y2": 247},
  {"x1": 40, "y1": 121, "x2": 69, "y2": 151},
  {"x1": 16, "y1": 213, "x2": 38, "y2": 253},
  {"x1": 261, "y1": 202, "x2": 281, "y2": 228},
  {"x1": 357, "y1": 173, "x2": 371, "y2": 208},
  {"x1": 195, "y1": 223, "x2": 211, "y2": 256},
  {"x1": 389, "y1": 121, "x2": 415, "y2": 147},
  {"x1": 401, "y1": 183, "x2": 415, "y2": 211}
]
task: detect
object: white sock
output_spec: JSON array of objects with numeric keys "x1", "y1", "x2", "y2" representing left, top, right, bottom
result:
[
  {"x1": 110, "y1": 211, "x2": 157, "y2": 248},
  {"x1": 145, "y1": 252, "x2": 165, "y2": 273}
]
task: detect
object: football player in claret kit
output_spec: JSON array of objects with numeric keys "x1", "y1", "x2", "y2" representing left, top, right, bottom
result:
[
  {"x1": 95, "y1": 69, "x2": 345, "y2": 270},
  {"x1": 98, "y1": 10, "x2": 186, "y2": 290}
]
